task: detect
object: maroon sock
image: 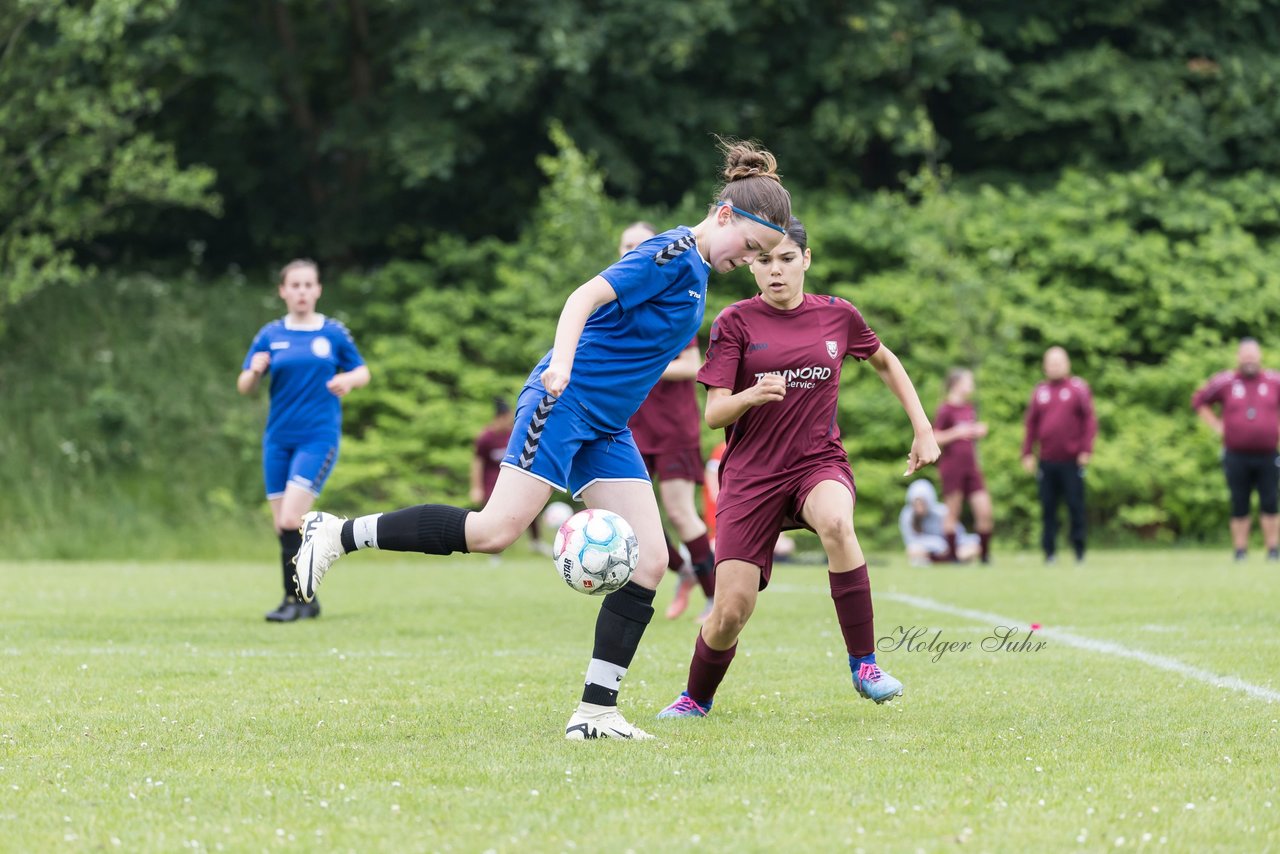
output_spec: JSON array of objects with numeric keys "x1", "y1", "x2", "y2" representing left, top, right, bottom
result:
[
  {"x1": 944, "y1": 531, "x2": 958, "y2": 561},
  {"x1": 687, "y1": 632, "x2": 736, "y2": 706},
  {"x1": 685, "y1": 533, "x2": 715, "y2": 596},
  {"x1": 685, "y1": 533, "x2": 712, "y2": 566},
  {"x1": 979, "y1": 531, "x2": 991, "y2": 562},
  {"x1": 829, "y1": 565, "x2": 874, "y2": 657},
  {"x1": 665, "y1": 534, "x2": 684, "y2": 573}
]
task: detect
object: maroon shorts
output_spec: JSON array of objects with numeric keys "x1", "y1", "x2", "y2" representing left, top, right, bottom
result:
[
  {"x1": 715, "y1": 462, "x2": 855, "y2": 590},
  {"x1": 641, "y1": 449, "x2": 705, "y2": 485},
  {"x1": 940, "y1": 467, "x2": 986, "y2": 498}
]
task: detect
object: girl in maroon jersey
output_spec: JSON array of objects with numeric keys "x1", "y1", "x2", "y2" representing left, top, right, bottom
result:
[
  {"x1": 935, "y1": 368, "x2": 994, "y2": 562},
  {"x1": 657, "y1": 217, "x2": 940, "y2": 718}
]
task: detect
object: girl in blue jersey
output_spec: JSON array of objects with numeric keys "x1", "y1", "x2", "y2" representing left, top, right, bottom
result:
[
  {"x1": 238, "y1": 259, "x2": 370, "y2": 622},
  {"x1": 294, "y1": 141, "x2": 791, "y2": 740}
]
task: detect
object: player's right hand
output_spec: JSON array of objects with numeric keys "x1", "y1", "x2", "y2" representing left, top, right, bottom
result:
[
  {"x1": 748, "y1": 373, "x2": 787, "y2": 406},
  {"x1": 541, "y1": 361, "x2": 571, "y2": 397},
  {"x1": 249, "y1": 351, "x2": 271, "y2": 375}
]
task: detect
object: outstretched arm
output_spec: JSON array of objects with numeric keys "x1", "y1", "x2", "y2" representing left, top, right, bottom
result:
[
  {"x1": 541, "y1": 276, "x2": 618, "y2": 396},
  {"x1": 867, "y1": 344, "x2": 940, "y2": 475}
]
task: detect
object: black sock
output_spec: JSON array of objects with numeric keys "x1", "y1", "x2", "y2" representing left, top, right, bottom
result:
[
  {"x1": 581, "y1": 581, "x2": 656, "y2": 706},
  {"x1": 279, "y1": 529, "x2": 302, "y2": 598},
  {"x1": 338, "y1": 505, "x2": 471, "y2": 555}
]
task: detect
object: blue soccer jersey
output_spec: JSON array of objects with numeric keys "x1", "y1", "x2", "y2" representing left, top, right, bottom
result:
[
  {"x1": 243, "y1": 315, "x2": 365, "y2": 444},
  {"x1": 525, "y1": 226, "x2": 710, "y2": 433}
]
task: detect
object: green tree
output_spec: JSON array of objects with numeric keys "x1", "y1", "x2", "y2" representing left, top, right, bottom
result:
[{"x1": 0, "y1": 0, "x2": 220, "y2": 311}]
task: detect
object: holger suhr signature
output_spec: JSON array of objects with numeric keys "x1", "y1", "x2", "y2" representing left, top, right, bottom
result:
[{"x1": 877, "y1": 625, "x2": 1047, "y2": 663}]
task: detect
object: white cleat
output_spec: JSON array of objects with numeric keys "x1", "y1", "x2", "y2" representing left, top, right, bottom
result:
[
  {"x1": 294, "y1": 511, "x2": 347, "y2": 602},
  {"x1": 564, "y1": 703, "x2": 654, "y2": 741}
]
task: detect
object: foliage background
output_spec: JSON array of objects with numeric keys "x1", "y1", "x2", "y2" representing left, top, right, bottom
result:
[{"x1": 3, "y1": 0, "x2": 1279, "y2": 557}]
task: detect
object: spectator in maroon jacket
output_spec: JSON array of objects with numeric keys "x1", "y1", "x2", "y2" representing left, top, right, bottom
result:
[
  {"x1": 1192, "y1": 338, "x2": 1280, "y2": 562},
  {"x1": 1022, "y1": 347, "x2": 1097, "y2": 564}
]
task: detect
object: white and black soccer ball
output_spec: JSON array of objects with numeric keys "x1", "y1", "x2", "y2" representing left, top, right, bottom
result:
[{"x1": 553, "y1": 509, "x2": 639, "y2": 595}]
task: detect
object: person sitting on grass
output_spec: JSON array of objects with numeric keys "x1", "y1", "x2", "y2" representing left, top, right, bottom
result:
[{"x1": 900, "y1": 479, "x2": 980, "y2": 567}]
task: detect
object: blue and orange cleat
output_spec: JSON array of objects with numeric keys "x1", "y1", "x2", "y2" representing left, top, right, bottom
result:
[
  {"x1": 852, "y1": 659, "x2": 904, "y2": 704},
  {"x1": 656, "y1": 691, "x2": 712, "y2": 719}
]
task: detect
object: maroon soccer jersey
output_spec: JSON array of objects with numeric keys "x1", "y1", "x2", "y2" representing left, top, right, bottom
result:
[
  {"x1": 474, "y1": 426, "x2": 511, "y2": 498},
  {"x1": 628, "y1": 340, "x2": 701, "y2": 454},
  {"x1": 1021, "y1": 377, "x2": 1097, "y2": 462},
  {"x1": 935, "y1": 401, "x2": 980, "y2": 476},
  {"x1": 1192, "y1": 369, "x2": 1280, "y2": 453},
  {"x1": 699, "y1": 294, "x2": 881, "y2": 483}
]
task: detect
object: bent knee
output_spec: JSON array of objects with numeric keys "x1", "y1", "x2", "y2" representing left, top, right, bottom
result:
[
  {"x1": 276, "y1": 515, "x2": 305, "y2": 534},
  {"x1": 468, "y1": 513, "x2": 525, "y2": 554},
  {"x1": 708, "y1": 599, "x2": 752, "y2": 636},
  {"x1": 810, "y1": 513, "x2": 854, "y2": 543}
]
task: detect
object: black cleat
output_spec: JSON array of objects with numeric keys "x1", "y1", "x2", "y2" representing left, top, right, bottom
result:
[{"x1": 265, "y1": 596, "x2": 320, "y2": 622}]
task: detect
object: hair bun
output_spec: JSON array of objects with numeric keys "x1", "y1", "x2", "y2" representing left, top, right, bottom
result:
[{"x1": 721, "y1": 140, "x2": 780, "y2": 183}]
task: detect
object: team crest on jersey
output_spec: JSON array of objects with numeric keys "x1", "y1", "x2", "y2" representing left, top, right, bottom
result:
[
  {"x1": 311, "y1": 337, "x2": 332, "y2": 358},
  {"x1": 826, "y1": 340, "x2": 839, "y2": 359},
  {"x1": 1233, "y1": 382, "x2": 1245, "y2": 398},
  {"x1": 1038, "y1": 389, "x2": 1051, "y2": 404},
  {"x1": 1262, "y1": 383, "x2": 1270, "y2": 396}
]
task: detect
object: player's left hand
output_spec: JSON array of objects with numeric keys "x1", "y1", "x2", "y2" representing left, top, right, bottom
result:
[
  {"x1": 327, "y1": 374, "x2": 354, "y2": 397},
  {"x1": 904, "y1": 431, "x2": 941, "y2": 476},
  {"x1": 541, "y1": 361, "x2": 572, "y2": 397}
]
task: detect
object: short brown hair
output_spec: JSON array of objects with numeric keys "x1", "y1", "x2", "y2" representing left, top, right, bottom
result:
[{"x1": 278, "y1": 258, "x2": 319, "y2": 284}]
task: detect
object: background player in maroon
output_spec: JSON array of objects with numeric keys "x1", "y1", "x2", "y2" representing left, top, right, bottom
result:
[
  {"x1": 934, "y1": 368, "x2": 993, "y2": 562},
  {"x1": 657, "y1": 217, "x2": 940, "y2": 719},
  {"x1": 1192, "y1": 337, "x2": 1280, "y2": 561},
  {"x1": 469, "y1": 397, "x2": 545, "y2": 555},
  {"x1": 621, "y1": 222, "x2": 716, "y2": 621},
  {"x1": 1022, "y1": 347, "x2": 1097, "y2": 564}
]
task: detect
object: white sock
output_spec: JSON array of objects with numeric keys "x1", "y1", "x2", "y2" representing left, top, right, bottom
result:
[
  {"x1": 583, "y1": 658, "x2": 627, "y2": 706},
  {"x1": 352, "y1": 513, "x2": 383, "y2": 550}
]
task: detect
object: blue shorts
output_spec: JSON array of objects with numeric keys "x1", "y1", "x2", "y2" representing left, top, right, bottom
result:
[
  {"x1": 263, "y1": 438, "x2": 339, "y2": 500},
  {"x1": 501, "y1": 387, "x2": 649, "y2": 499}
]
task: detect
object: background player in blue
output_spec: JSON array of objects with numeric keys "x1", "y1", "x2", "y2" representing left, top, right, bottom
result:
[
  {"x1": 238, "y1": 259, "x2": 369, "y2": 622},
  {"x1": 292, "y1": 140, "x2": 792, "y2": 740}
]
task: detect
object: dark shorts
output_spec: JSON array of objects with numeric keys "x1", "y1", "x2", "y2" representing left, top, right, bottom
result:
[
  {"x1": 263, "y1": 439, "x2": 338, "y2": 500},
  {"x1": 641, "y1": 449, "x2": 705, "y2": 485},
  {"x1": 940, "y1": 467, "x2": 986, "y2": 498},
  {"x1": 715, "y1": 462, "x2": 855, "y2": 590},
  {"x1": 1223, "y1": 451, "x2": 1280, "y2": 517}
]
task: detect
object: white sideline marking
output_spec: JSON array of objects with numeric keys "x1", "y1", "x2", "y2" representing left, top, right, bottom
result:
[{"x1": 884, "y1": 592, "x2": 1280, "y2": 704}]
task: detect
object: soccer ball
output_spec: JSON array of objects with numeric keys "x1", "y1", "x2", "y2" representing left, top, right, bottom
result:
[
  {"x1": 541, "y1": 500, "x2": 575, "y2": 533},
  {"x1": 553, "y1": 509, "x2": 639, "y2": 595}
]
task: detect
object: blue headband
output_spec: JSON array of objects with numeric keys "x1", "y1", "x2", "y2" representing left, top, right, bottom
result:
[{"x1": 719, "y1": 201, "x2": 785, "y2": 234}]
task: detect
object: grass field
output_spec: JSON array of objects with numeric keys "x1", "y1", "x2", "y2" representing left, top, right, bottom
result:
[{"x1": 3, "y1": 549, "x2": 1278, "y2": 852}]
